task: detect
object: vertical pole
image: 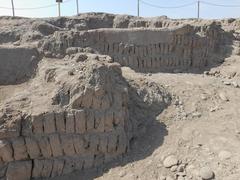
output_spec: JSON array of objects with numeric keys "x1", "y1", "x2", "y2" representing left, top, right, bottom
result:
[
  {"x1": 76, "y1": 0, "x2": 79, "y2": 16},
  {"x1": 11, "y1": 0, "x2": 15, "y2": 17},
  {"x1": 58, "y1": 2, "x2": 61, "y2": 17},
  {"x1": 137, "y1": 0, "x2": 140, "y2": 17},
  {"x1": 197, "y1": 1, "x2": 200, "y2": 19}
]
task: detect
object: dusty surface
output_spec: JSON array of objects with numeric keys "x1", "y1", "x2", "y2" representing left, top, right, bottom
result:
[
  {"x1": 0, "y1": 13, "x2": 240, "y2": 180},
  {"x1": 0, "y1": 83, "x2": 29, "y2": 103}
]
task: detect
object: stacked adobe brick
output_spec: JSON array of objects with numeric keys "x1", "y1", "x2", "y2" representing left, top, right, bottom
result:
[
  {"x1": 0, "y1": 56, "x2": 131, "y2": 180},
  {"x1": 0, "y1": 14, "x2": 233, "y2": 180},
  {"x1": 42, "y1": 23, "x2": 226, "y2": 72}
]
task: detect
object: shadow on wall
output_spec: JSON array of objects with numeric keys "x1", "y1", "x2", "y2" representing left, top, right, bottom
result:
[
  {"x1": 50, "y1": 122, "x2": 167, "y2": 180},
  {"x1": 48, "y1": 80, "x2": 171, "y2": 180},
  {"x1": 0, "y1": 46, "x2": 40, "y2": 85},
  {"x1": 103, "y1": 31, "x2": 234, "y2": 74},
  {"x1": 42, "y1": 23, "x2": 235, "y2": 74}
]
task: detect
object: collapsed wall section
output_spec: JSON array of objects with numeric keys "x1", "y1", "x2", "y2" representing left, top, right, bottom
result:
[{"x1": 42, "y1": 24, "x2": 225, "y2": 72}]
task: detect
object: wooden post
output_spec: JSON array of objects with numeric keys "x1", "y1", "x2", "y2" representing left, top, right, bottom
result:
[
  {"x1": 56, "y1": 0, "x2": 62, "y2": 17},
  {"x1": 197, "y1": 1, "x2": 200, "y2": 19},
  {"x1": 76, "y1": 0, "x2": 79, "y2": 16},
  {"x1": 137, "y1": 0, "x2": 140, "y2": 17},
  {"x1": 58, "y1": 2, "x2": 61, "y2": 17},
  {"x1": 11, "y1": 0, "x2": 15, "y2": 17}
]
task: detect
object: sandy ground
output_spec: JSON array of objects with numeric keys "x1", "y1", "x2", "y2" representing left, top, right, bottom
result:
[{"x1": 0, "y1": 83, "x2": 29, "y2": 104}]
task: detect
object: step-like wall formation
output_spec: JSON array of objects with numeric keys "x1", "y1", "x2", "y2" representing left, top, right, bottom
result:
[
  {"x1": 42, "y1": 24, "x2": 225, "y2": 72},
  {"x1": 0, "y1": 57, "x2": 133, "y2": 180},
  {"x1": 1, "y1": 111, "x2": 128, "y2": 179},
  {"x1": 0, "y1": 14, "x2": 233, "y2": 180}
]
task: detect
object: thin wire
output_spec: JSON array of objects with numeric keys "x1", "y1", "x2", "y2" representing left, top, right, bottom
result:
[
  {"x1": 0, "y1": 6, "x2": 12, "y2": 10},
  {"x1": 201, "y1": 1, "x2": 240, "y2": 7},
  {"x1": 14, "y1": 4, "x2": 57, "y2": 10},
  {"x1": 0, "y1": 0, "x2": 73, "y2": 10},
  {"x1": 2, "y1": 0, "x2": 240, "y2": 11},
  {"x1": 139, "y1": 0, "x2": 197, "y2": 9}
]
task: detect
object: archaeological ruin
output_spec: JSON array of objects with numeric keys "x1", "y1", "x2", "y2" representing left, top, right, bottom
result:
[{"x1": 0, "y1": 13, "x2": 239, "y2": 180}]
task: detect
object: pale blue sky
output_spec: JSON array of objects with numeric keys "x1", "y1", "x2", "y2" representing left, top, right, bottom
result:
[{"x1": 0, "y1": 0, "x2": 240, "y2": 19}]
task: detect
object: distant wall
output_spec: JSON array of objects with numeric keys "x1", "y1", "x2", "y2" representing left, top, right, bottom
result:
[
  {"x1": 0, "y1": 46, "x2": 39, "y2": 85},
  {"x1": 43, "y1": 24, "x2": 224, "y2": 72}
]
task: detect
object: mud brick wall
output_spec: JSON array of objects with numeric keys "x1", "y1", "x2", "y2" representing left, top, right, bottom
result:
[
  {"x1": 0, "y1": 46, "x2": 39, "y2": 85},
  {"x1": 0, "y1": 61, "x2": 130, "y2": 180},
  {"x1": 42, "y1": 25, "x2": 223, "y2": 72},
  {"x1": 0, "y1": 108, "x2": 129, "y2": 179}
]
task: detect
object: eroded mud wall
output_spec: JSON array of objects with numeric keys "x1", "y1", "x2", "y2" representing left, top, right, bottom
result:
[
  {"x1": 0, "y1": 46, "x2": 39, "y2": 85},
  {"x1": 0, "y1": 58, "x2": 132, "y2": 180},
  {"x1": 43, "y1": 24, "x2": 225, "y2": 72}
]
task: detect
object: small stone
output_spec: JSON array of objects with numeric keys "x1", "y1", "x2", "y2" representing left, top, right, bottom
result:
[
  {"x1": 223, "y1": 81, "x2": 231, "y2": 85},
  {"x1": 44, "y1": 51, "x2": 52, "y2": 58},
  {"x1": 68, "y1": 70, "x2": 74, "y2": 76},
  {"x1": 174, "y1": 100, "x2": 181, "y2": 106},
  {"x1": 73, "y1": 53, "x2": 88, "y2": 62},
  {"x1": 218, "y1": 150, "x2": 231, "y2": 160},
  {"x1": 163, "y1": 155, "x2": 178, "y2": 168},
  {"x1": 201, "y1": 94, "x2": 207, "y2": 100},
  {"x1": 159, "y1": 176, "x2": 166, "y2": 180},
  {"x1": 210, "y1": 106, "x2": 218, "y2": 112},
  {"x1": 177, "y1": 164, "x2": 185, "y2": 172},
  {"x1": 177, "y1": 176, "x2": 185, "y2": 180},
  {"x1": 176, "y1": 172, "x2": 186, "y2": 177},
  {"x1": 219, "y1": 92, "x2": 229, "y2": 101},
  {"x1": 232, "y1": 82, "x2": 239, "y2": 88},
  {"x1": 170, "y1": 165, "x2": 178, "y2": 172},
  {"x1": 199, "y1": 167, "x2": 214, "y2": 180},
  {"x1": 13, "y1": 41, "x2": 20, "y2": 46},
  {"x1": 192, "y1": 112, "x2": 201, "y2": 118},
  {"x1": 105, "y1": 56, "x2": 113, "y2": 63},
  {"x1": 204, "y1": 71, "x2": 209, "y2": 75},
  {"x1": 119, "y1": 170, "x2": 127, "y2": 177}
]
